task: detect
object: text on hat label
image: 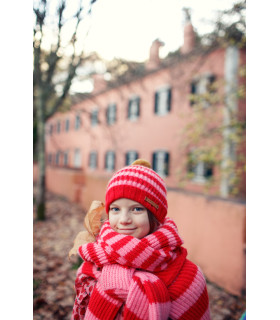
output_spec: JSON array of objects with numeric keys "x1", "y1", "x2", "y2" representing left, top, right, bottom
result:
[{"x1": 144, "y1": 197, "x2": 159, "y2": 210}]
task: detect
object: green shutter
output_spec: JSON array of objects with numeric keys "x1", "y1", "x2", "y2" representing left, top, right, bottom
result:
[
  {"x1": 154, "y1": 92, "x2": 158, "y2": 114},
  {"x1": 164, "y1": 152, "x2": 170, "y2": 176},
  {"x1": 128, "y1": 100, "x2": 131, "y2": 119},
  {"x1": 113, "y1": 152, "x2": 116, "y2": 170},
  {"x1": 152, "y1": 152, "x2": 157, "y2": 171},
  {"x1": 113, "y1": 104, "x2": 116, "y2": 123},
  {"x1": 137, "y1": 97, "x2": 140, "y2": 117},
  {"x1": 167, "y1": 88, "x2": 172, "y2": 112}
]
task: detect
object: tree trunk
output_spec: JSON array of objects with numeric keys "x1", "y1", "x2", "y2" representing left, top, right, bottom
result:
[{"x1": 36, "y1": 89, "x2": 46, "y2": 220}]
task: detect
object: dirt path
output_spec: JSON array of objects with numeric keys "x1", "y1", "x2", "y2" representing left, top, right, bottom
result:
[{"x1": 33, "y1": 190, "x2": 245, "y2": 320}]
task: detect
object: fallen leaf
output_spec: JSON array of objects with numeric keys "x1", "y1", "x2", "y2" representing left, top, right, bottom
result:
[{"x1": 68, "y1": 231, "x2": 95, "y2": 258}]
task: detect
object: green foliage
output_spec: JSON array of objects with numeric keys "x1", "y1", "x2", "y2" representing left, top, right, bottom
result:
[
  {"x1": 37, "y1": 202, "x2": 46, "y2": 221},
  {"x1": 105, "y1": 58, "x2": 146, "y2": 86},
  {"x1": 180, "y1": 67, "x2": 245, "y2": 197},
  {"x1": 33, "y1": 278, "x2": 42, "y2": 298},
  {"x1": 71, "y1": 257, "x2": 83, "y2": 270},
  {"x1": 178, "y1": 1, "x2": 246, "y2": 198},
  {"x1": 202, "y1": 0, "x2": 246, "y2": 49}
]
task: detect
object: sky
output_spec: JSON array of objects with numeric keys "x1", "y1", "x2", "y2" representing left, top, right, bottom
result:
[
  {"x1": 69, "y1": 0, "x2": 239, "y2": 92},
  {"x1": 82, "y1": 0, "x2": 239, "y2": 62}
]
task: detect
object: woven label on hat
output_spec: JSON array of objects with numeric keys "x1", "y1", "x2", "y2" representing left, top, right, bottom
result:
[{"x1": 144, "y1": 197, "x2": 159, "y2": 210}]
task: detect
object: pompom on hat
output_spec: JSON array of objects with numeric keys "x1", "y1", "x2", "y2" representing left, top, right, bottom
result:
[{"x1": 105, "y1": 159, "x2": 168, "y2": 223}]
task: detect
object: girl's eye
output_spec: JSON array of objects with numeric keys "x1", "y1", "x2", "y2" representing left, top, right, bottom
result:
[
  {"x1": 110, "y1": 207, "x2": 119, "y2": 212},
  {"x1": 132, "y1": 207, "x2": 145, "y2": 213}
]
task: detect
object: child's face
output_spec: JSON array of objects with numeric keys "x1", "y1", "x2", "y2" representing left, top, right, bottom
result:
[{"x1": 109, "y1": 198, "x2": 150, "y2": 239}]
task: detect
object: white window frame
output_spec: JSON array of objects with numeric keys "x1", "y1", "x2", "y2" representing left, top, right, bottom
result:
[
  {"x1": 74, "y1": 149, "x2": 81, "y2": 168},
  {"x1": 57, "y1": 120, "x2": 61, "y2": 133},
  {"x1": 188, "y1": 151, "x2": 214, "y2": 184},
  {"x1": 153, "y1": 150, "x2": 169, "y2": 178},
  {"x1": 48, "y1": 153, "x2": 52, "y2": 164},
  {"x1": 190, "y1": 73, "x2": 216, "y2": 108},
  {"x1": 63, "y1": 151, "x2": 69, "y2": 166},
  {"x1": 155, "y1": 87, "x2": 171, "y2": 116},
  {"x1": 75, "y1": 114, "x2": 81, "y2": 130},
  {"x1": 107, "y1": 104, "x2": 116, "y2": 125},
  {"x1": 105, "y1": 151, "x2": 115, "y2": 171},
  {"x1": 55, "y1": 151, "x2": 60, "y2": 166},
  {"x1": 89, "y1": 151, "x2": 98, "y2": 169},
  {"x1": 65, "y1": 119, "x2": 70, "y2": 132},
  {"x1": 125, "y1": 151, "x2": 138, "y2": 166},
  {"x1": 91, "y1": 109, "x2": 99, "y2": 127},
  {"x1": 128, "y1": 97, "x2": 140, "y2": 121}
]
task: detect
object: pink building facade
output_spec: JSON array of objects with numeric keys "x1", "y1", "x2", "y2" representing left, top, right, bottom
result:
[
  {"x1": 45, "y1": 47, "x2": 245, "y2": 197},
  {"x1": 43, "y1": 23, "x2": 246, "y2": 295}
]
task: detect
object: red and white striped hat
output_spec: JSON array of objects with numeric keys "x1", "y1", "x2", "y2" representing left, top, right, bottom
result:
[{"x1": 105, "y1": 159, "x2": 168, "y2": 223}]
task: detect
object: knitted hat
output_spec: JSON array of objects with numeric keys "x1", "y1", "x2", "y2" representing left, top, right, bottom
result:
[{"x1": 105, "y1": 159, "x2": 168, "y2": 223}]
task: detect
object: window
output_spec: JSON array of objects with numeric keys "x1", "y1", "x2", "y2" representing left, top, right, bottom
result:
[
  {"x1": 75, "y1": 114, "x2": 81, "y2": 130},
  {"x1": 125, "y1": 151, "x2": 139, "y2": 166},
  {"x1": 152, "y1": 151, "x2": 169, "y2": 177},
  {"x1": 105, "y1": 151, "x2": 115, "y2": 171},
  {"x1": 89, "y1": 151, "x2": 98, "y2": 169},
  {"x1": 63, "y1": 151, "x2": 69, "y2": 166},
  {"x1": 55, "y1": 151, "x2": 60, "y2": 166},
  {"x1": 48, "y1": 153, "x2": 52, "y2": 164},
  {"x1": 128, "y1": 97, "x2": 140, "y2": 121},
  {"x1": 190, "y1": 74, "x2": 216, "y2": 107},
  {"x1": 154, "y1": 87, "x2": 172, "y2": 116},
  {"x1": 49, "y1": 124, "x2": 53, "y2": 136},
  {"x1": 65, "y1": 119, "x2": 70, "y2": 132},
  {"x1": 74, "y1": 149, "x2": 81, "y2": 168},
  {"x1": 57, "y1": 120, "x2": 61, "y2": 133},
  {"x1": 106, "y1": 103, "x2": 116, "y2": 125},
  {"x1": 91, "y1": 109, "x2": 99, "y2": 127},
  {"x1": 187, "y1": 152, "x2": 214, "y2": 183}
]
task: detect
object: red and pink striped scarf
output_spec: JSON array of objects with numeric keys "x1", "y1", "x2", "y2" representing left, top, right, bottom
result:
[{"x1": 71, "y1": 218, "x2": 211, "y2": 320}]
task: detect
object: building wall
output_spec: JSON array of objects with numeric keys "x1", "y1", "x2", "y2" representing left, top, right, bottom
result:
[{"x1": 167, "y1": 189, "x2": 245, "y2": 296}]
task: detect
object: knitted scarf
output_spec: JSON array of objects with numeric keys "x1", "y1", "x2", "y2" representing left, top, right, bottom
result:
[{"x1": 71, "y1": 218, "x2": 210, "y2": 320}]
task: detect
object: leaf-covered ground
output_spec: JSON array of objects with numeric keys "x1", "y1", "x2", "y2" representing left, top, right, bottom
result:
[{"x1": 33, "y1": 189, "x2": 246, "y2": 320}]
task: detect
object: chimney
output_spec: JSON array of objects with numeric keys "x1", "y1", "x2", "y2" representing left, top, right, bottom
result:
[
  {"x1": 180, "y1": 8, "x2": 195, "y2": 54},
  {"x1": 93, "y1": 73, "x2": 107, "y2": 93},
  {"x1": 146, "y1": 39, "x2": 164, "y2": 70}
]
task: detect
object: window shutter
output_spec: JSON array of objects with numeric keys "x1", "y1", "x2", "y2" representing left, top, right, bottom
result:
[
  {"x1": 190, "y1": 82, "x2": 196, "y2": 106},
  {"x1": 112, "y1": 152, "x2": 116, "y2": 170},
  {"x1": 208, "y1": 74, "x2": 216, "y2": 93},
  {"x1": 152, "y1": 152, "x2": 157, "y2": 171},
  {"x1": 137, "y1": 97, "x2": 140, "y2": 117},
  {"x1": 125, "y1": 153, "x2": 129, "y2": 166},
  {"x1": 164, "y1": 152, "x2": 170, "y2": 176},
  {"x1": 128, "y1": 100, "x2": 131, "y2": 119},
  {"x1": 191, "y1": 81, "x2": 197, "y2": 94},
  {"x1": 106, "y1": 107, "x2": 109, "y2": 124},
  {"x1": 113, "y1": 104, "x2": 117, "y2": 123},
  {"x1": 105, "y1": 152, "x2": 108, "y2": 169},
  {"x1": 167, "y1": 88, "x2": 172, "y2": 112},
  {"x1": 154, "y1": 92, "x2": 158, "y2": 114}
]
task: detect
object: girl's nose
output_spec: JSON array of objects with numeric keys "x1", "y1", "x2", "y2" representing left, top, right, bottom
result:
[{"x1": 119, "y1": 211, "x2": 131, "y2": 224}]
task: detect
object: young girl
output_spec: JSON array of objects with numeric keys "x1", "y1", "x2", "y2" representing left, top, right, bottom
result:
[{"x1": 71, "y1": 159, "x2": 211, "y2": 320}]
